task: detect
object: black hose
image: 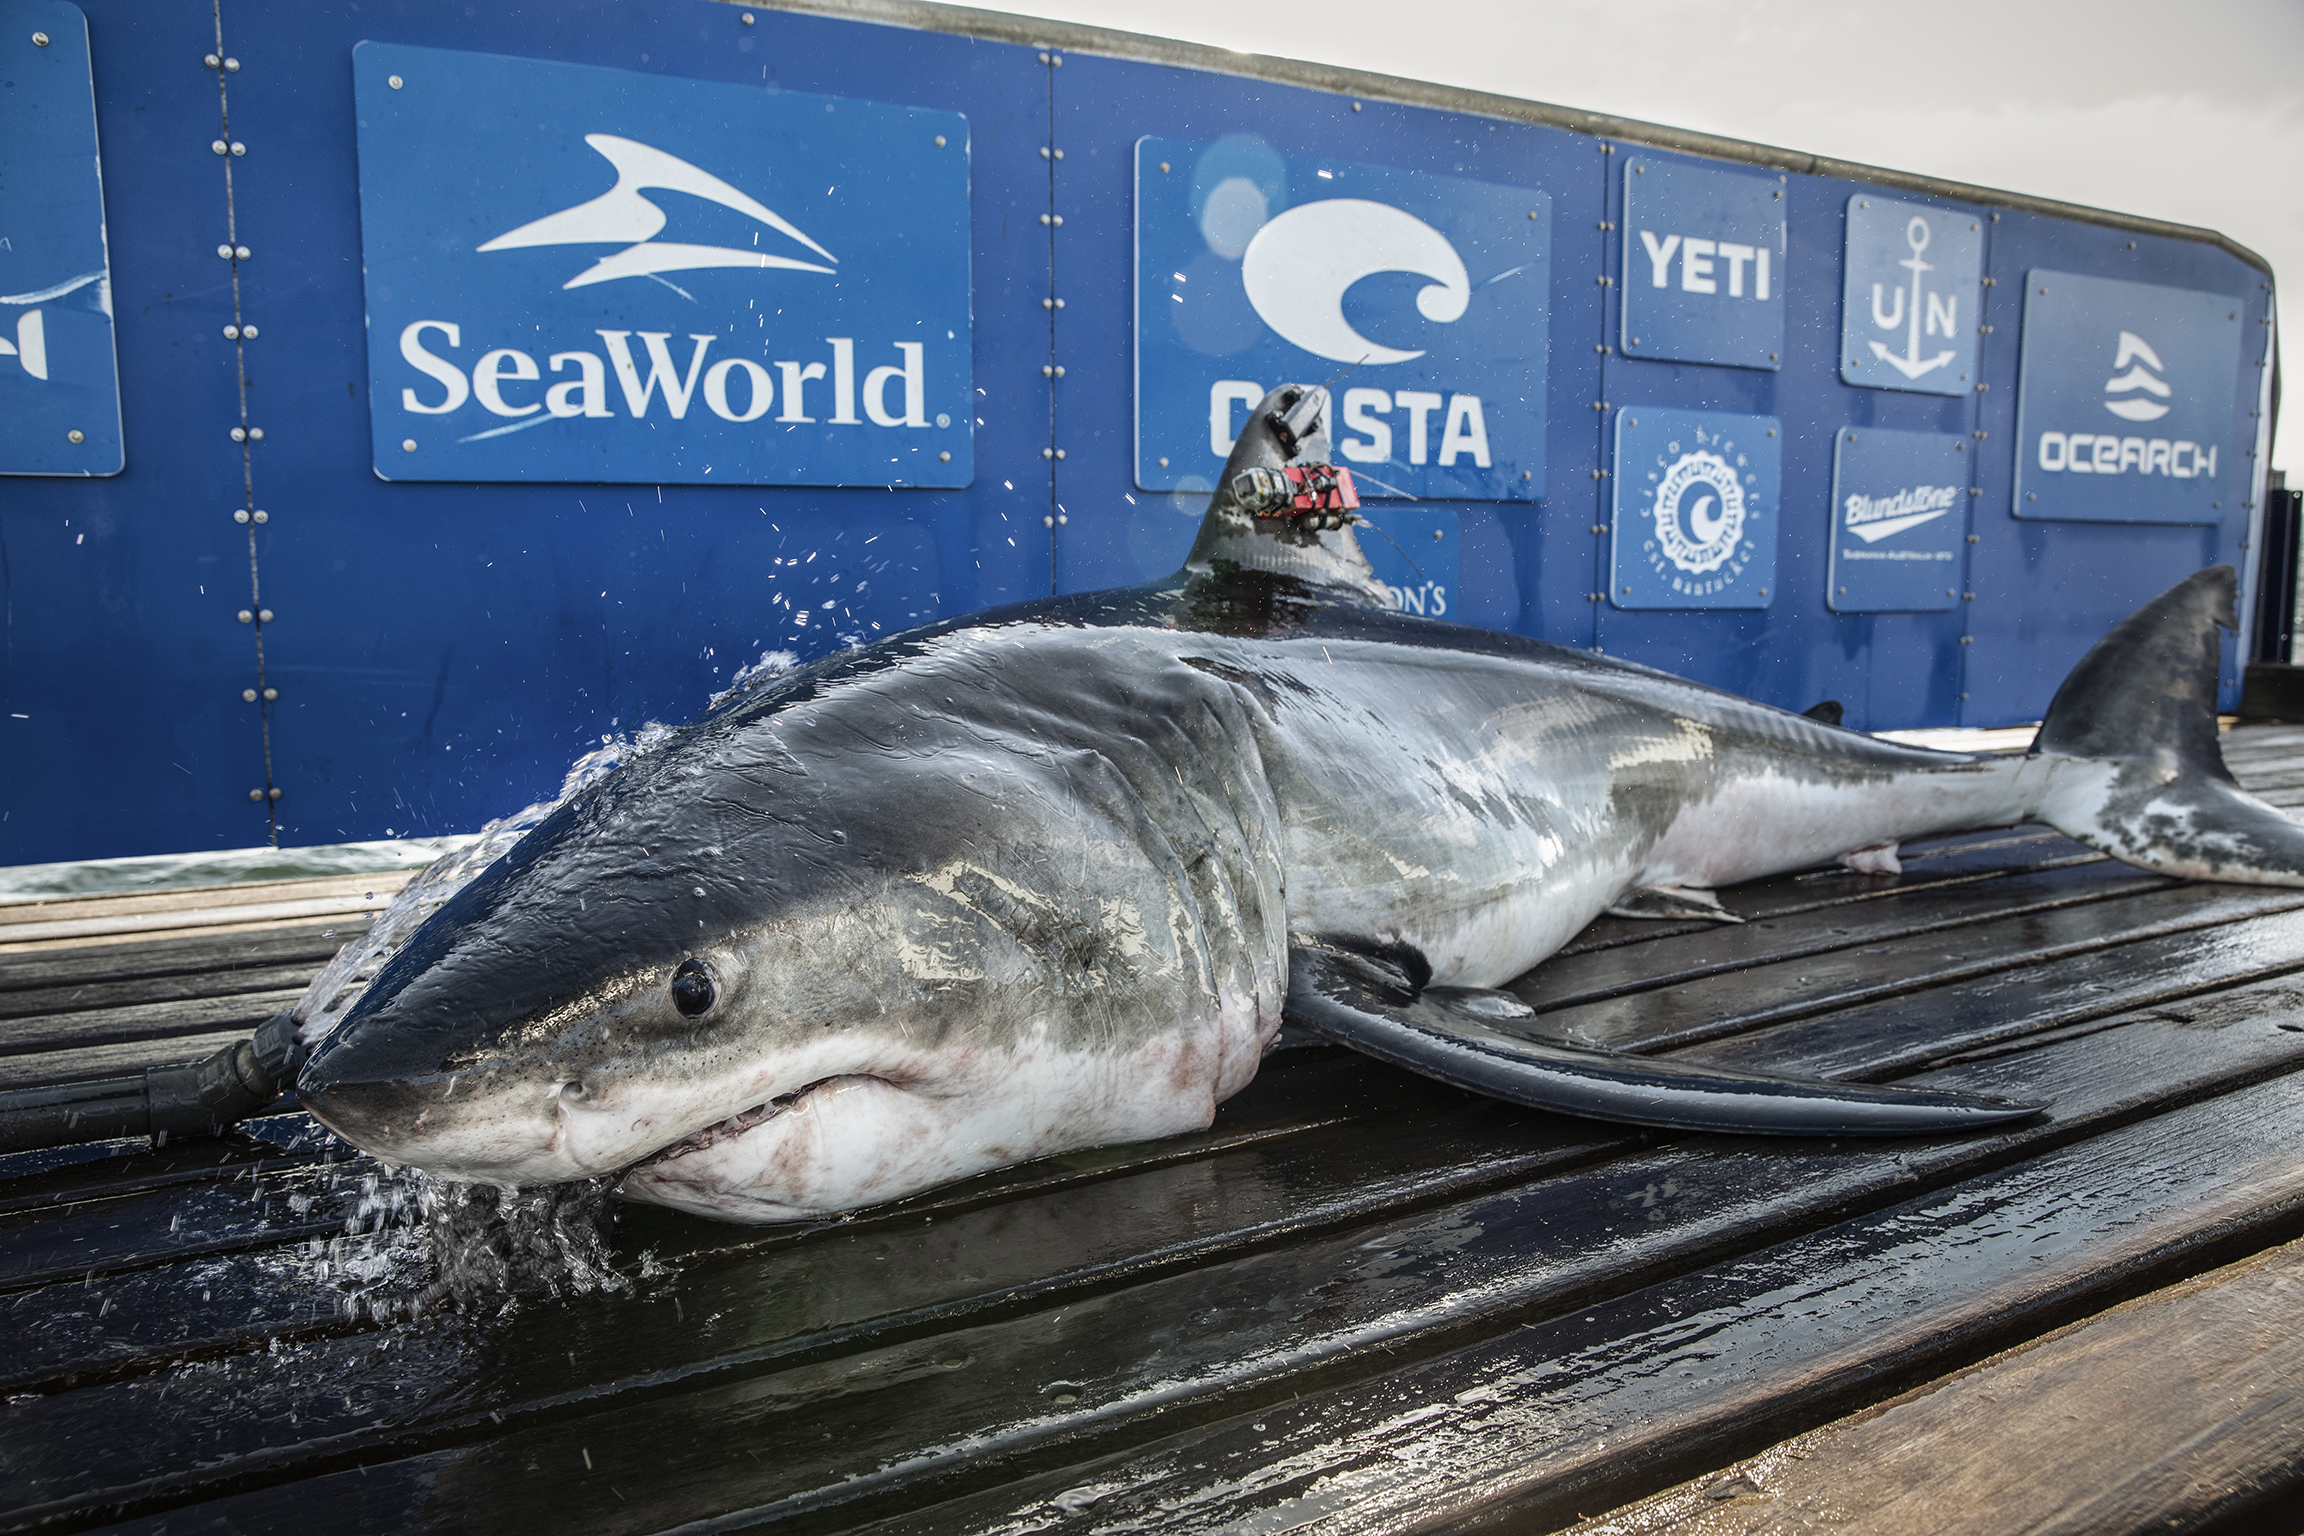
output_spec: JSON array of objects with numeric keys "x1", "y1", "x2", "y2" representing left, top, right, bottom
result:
[{"x1": 0, "y1": 1011, "x2": 306, "y2": 1153}]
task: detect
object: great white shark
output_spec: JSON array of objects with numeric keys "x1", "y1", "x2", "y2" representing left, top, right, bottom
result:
[{"x1": 298, "y1": 385, "x2": 2304, "y2": 1222}]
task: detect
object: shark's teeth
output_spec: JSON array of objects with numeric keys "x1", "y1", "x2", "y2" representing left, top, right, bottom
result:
[{"x1": 647, "y1": 1089, "x2": 802, "y2": 1164}]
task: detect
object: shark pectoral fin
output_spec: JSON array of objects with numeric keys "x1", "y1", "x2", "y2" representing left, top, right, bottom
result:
[
  {"x1": 1605, "y1": 884, "x2": 1746, "y2": 924},
  {"x1": 1284, "y1": 937, "x2": 2044, "y2": 1137}
]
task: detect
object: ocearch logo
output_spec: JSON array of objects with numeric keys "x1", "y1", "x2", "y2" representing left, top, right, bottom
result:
[
  {"x1": 1210, "y1": 198, "x2": 1490, "y2": 468},
  {"x1": 2032, "y1": 328, "x2": 2215, "y2": 482},
  {"x1": 391, "y1": 136, "x2": 935, "y2": 439}
]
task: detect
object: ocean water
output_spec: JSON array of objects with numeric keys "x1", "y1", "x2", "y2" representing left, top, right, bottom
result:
[{"x1": 0, "y1": 837, "x2": 478, "y2": 902}]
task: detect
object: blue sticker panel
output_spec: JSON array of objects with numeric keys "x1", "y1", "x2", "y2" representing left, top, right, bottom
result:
[
  {"x1": 1357, "y1": 505, "x2": 1460, "y2": 620},
  {"x1": 1827, "y1": 427, "x2": 1968, "y2": 612},
  {"x1": 1611, "y1": 407, "x2": 1780, "y2": 609},
  {"x1": 354, "y1": 42, "x2": 971, "y2": 487},
  {"x1": 2012, "y1": 269, "x2": 2244, "y2": 523},
  {"x1": 1619, "y1": 157, "x2": 1785, "y2": 371},
  {"x1": 0, "y1": 0, "x2": 122, "y2": 477},
  {"x1": 1134, "y1": 135, "x2": 1550, "y2": 502},
  {"x1": 1840, "y1": 196, "x2": 1982, "y2": 397}
]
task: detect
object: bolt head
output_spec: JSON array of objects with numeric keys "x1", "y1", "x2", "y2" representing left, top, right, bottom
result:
[
  {"x1": 249, "y1": 789, "x2": 264, "y2": 802},
  {"x1": 248, "y1": 427, "x2": 263, "y2": 441},
  {"x1": 237, "y1": 610, "x2": 253, "y2": 623},
  {"x1": 258, "y1": 609, "x2": 273, "y2": 623},
  {"x1": 234, "y1": 509, "x2": 250, "y2": 524},
  {"x1": 223, "y1": 324, "x2": 239, "y2": 339},
  {"x1": 741, "y1": 9, "x2": 754, "y2": 20},
  {"x1": 242, "y1": 688, "x2": 257, "y2": 702},
  {"x1": 1054, "y1": 365, "x2": 1065, "y2": 377},
  {"x1": 939, "y1": 450, "x2": 951, "y2": 462},
  {"x1": 32, "y1": 30, "x2": 48, "y2": 45},
  {"x1": 268, "y1": 787, "x2": 282, "y2": 800},
  {"x1": 264, "y1": 687, "x2": 278, "y2": 702},
  {"x1": 1055, "y1": 448, "x2": 1066, "y2": 460},
  {"x1": 212, "y1": 140, "x2": 228, "y2": 155},
  {"x1": 217, "y1": 244, "x2": 233, "y2": 259},
  {"x1": 387, "y1": 73, "x2": 403, "y2": 89},
  {"x1": 230, "y1": 142, "x2": 244, "y2": 156},
  {"x1": 204, "y1": 53, "x2": 220, "y2": 67},
  {"x1": 242, "y1": 325, "x2": 258, "y2": 339},
  {"x1": 234, "y1": 245, "x2": 249, "y2": 259},
  {"x1": 67, "y1": 429, "x2": 83, "y2": 444},
  {"x1": 934, "y1": 134, "x2": 945, "y2": 147},
  {"x1": 230, "y1": 427, "x2": 246, "y2": 442},
  {"x1": 252, "y1": 510, "x2": 268, "y2": 524},
  {"x1": 402, "y1": 438, "x2": 417, "y2": 452},
  {"x1": 1158, "y1": 457, "x2": 1169, "y2": 468},
  {"x1": 223, "y1": 57, "x2": 238, "y2": 71}
]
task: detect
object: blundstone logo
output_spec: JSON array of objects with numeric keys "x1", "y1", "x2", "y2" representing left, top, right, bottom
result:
[{"x1": 1842, "y1": 484, "x2": 1959, "y2": 543}]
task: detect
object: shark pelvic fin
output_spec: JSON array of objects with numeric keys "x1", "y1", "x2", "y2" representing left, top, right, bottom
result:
[
  {"x1": 1284, "y1": 937, "x2": 2044, "y2": 1137},
  {"x1": 1606, "y1": 884, "x2": 1745, "y2": 924},
  {"x1": 2032, "y1": 566, "x2": 2304, "y2": 886}
]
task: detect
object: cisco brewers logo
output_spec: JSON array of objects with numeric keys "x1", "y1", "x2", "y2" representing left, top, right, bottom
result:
[
  {"x1": 396, "y1": 136, "x2": 930, "y2": 435},
  {"x1": 2034, "y1": 328, "x2": 2217, "y2": 480},
  {"x1": 1650, "y1": 449, "x2": 1747, "y2": 575}
]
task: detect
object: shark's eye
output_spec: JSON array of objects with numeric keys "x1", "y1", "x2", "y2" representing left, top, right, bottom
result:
[{"x1": 670, "y1": 959, "x2": 717, "y2": 1017}]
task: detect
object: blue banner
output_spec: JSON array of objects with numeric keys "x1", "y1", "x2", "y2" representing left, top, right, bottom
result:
[
  {"x1": 1827, "y1": 427, "x2": 1968, "y2": 612},
  {"x1": 1840, "y1": 196, "x2": 1982, "y2": 397},
  {"x1": 2012, "y1": 270, "x2": 2243, "y2": 523},
  {"x1": 353, "y1": 42, "x2": 972, "y2": 487},
  {"x1": 0, "y1": 0, "x2": 122, "y2": 477},
  {"x1": 1611, "y1": 407, "x2": 1780, "y2": 609},
  {"x1": 1618, "y1": 156, "x2": 1785, "y2": 371},
  {"x1": 1133, "y1": 135, "x2": 1550, "y2": 503},
  {"x1": 1357, "y1": 505, "x2": 1460, "y2": 619}
]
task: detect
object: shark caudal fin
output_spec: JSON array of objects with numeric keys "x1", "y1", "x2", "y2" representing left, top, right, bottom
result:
[
  {"x1": 2031, "y1": 565, "x2": 2304, "y2": 886},
  {"x1": 1287, "y1": 938, "x2": 2042, "y2": 1137}
]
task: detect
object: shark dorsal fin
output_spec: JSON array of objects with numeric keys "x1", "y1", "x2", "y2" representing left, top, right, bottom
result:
[{"x1": 1183, "y1": 385, "x2": 1392, "y2": 606}]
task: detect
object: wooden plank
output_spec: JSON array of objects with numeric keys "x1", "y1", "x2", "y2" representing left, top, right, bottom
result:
[
  {"x1": 0, "y1": 921, "x2": 357, "y2": 995},
  {"x1": 11, "y1": 996, "x2": 2303, "y2": 1532},
  {"x1": 0, "y1": 873, "x2": 413, "y2": 924},
  {"x1": 1560, "y1": 1238, "x2": 2304, "y2": 1536},
  {"x1": 0, "y1": 988, "x2": 307, "y2": 1058},
  {"x1": 0, "y1": 965, "x2": 321, "y2": 1024},
  {"x1": 0, "y1": 1029, "x2": 261, "y2": 1090},
  {"x1": 0, "y1": 895, "x2": 398, "y2": 950}
]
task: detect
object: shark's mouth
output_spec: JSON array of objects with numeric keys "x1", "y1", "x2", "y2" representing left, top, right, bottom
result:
[{"x1": 633, "y1": 1075, "x2": 875, "y2": 1170}]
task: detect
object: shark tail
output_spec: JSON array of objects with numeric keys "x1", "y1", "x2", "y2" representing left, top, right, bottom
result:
[{"x1": 2030, "y1": 565, "x2": 2304, "y2": 886}]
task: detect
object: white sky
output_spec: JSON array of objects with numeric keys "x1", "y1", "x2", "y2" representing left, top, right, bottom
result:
[{"x1": 980, "y1": 0, "x2": 2300, "y2": 475}]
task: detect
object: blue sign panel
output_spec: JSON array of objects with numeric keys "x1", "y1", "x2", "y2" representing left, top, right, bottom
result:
[
  {"x1": 0, "y1": 0, "x2": 122, "y2": 477},
  {"x1": 1827, "y1": 427, "x2": 1968, "y2": 612},
  {"x1": 1357, "y1": 505, "x2": 1460, "y2": 620},
  {"x1": 1619, "y1": 157, "x2": 1785, "y2": 371},
  {"x1": 353, "y1": 43, "x2": 971, "y2": 486},
  {"x1": 1611, "y1": 407, "x2": 1779, "y2": 608},
  {"x1": 2012, "y1": 270, "x2": 2243, "y2": 524},
  {"x1": 1840, "y1": 196, "x2": 1981, "y2": 396},
  {"x1": 1134, "y1": 135, "x2": 1549, "y2": 502}
]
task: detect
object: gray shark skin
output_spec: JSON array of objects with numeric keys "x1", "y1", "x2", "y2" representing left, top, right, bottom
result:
[{"x1": 299, "y1": 386, "x2": 2304, "y2": 1222}]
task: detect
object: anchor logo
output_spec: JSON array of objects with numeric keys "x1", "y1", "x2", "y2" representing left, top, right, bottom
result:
[{"x1": 1867, "y1": 217, "x2": 1959, "y2": 380}]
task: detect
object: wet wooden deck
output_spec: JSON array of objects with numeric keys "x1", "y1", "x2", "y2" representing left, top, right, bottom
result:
[{"x1": 7, "y1": 726, "x2": 2304, "y2": 1534}]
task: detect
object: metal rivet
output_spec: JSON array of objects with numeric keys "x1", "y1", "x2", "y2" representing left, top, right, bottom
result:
[
  {"x1": 237, "y1": 609, "x2": 253, "y2": 623},
  {"x1": 230, "y1": 427, "x2": 247, "y2": 442},
  {"x1": 212, "y1": 140, "x2": 229, "y2": 155},
  {"x1": 934, "y1": 135, "x2": 945, "y2": 147},
  {"x1": 243, "y1": 324, "x2": 258, "y2": 338},
  {"x1": 1042, "y1": 514, "x2": 1055, "y2": 527},
  {"x1": 1042, "y1": 146, "x2": 1052, "y2": 159},
  {"x1": 1050, "y1": 54, "x2": 1061, "y2": 65},
  {"x1": 402, "y1": 438, "x2": 417, "y2": 452},
  {"x1": 1967, "y1": 534, "x2": 1979, "y2": 543},
  {"x1": 1052, "y1": 215, "x2": 1064, "y2": 226},
  {"x1": 217, "y1": 244, "x2": 233, "y2": 259},
  {"x1": 1839, "y1": 586, "x2": 1847, "y2": 594},
  {"x1": 234, "y1": 509, "x2": 251, "y2": 524},
  {"x1": 223, "y1": 324, "x2": 239, "y2": 339},
  {"x1": 1054, "y1": 365, "x2": 1065, "y2": 377},
  {"x1": 223, "y1": 57, "x2": 238, "y2": 71},
  {"x1": 1040, "y1": 213, "x2": 1051, "y2": 225},
  {"x1": 1767, "y1": 428, "x2": 1776, "y2": 437},
  {"x1": 939, "y1": 450, "x2": 951, "y2": 462},
  {"x1": 1042, "y1": 298, "x2": 1054, "y2": 309},
  {"x1": 67, "y1": 429, "x2": 84, "y2": 444},
  {"x1": 1038, "y1": 50, "x2": 1049, "y2": 62},
  {"x1": 387, "y1": 73, "x2": 403, "y2": 89},
  {"x1": 1158, "y1": 457, "x2": 1170, "y2": 468},
  {"x1": 1042, "y1": 364, "x2": 1053, "y2": 376},
  {"x1": 231, "y1": 142, "x2": 245, "y2": 156},
  {"x1": 1769, "y1": 352, "x2": 1778, "y2": 362},
  {"x1": 1158, "y1": 161, "x2": 1169, "y2": 173},
  {"x1": 1960, "y1": 635, "x2": 1973, "y2": 645},
  {"x1": 1352, "y1": 102, "x2": 1362, "y2": 112},
  {"x1": 258, "y1": 609, "x2": 273, "y2": 622},
  {"x1": 1963, "y1": 592, "x2": 1974, "y2": 601},
  {"x1": 243, "y1": 688, "x2": 258, "y2": 702},
  {"x1": 268, "y1": 787, "x2": 282, "y2": 800},
  {"x1": 252, "y1": 510, "x2": 268, "y2": 524},
  {"x1": 742, "y1": 10, "x2": 754, "y2": 20},
  {"x1": 263, "y1": 687, "x2": 277, "y2": 701},
  {"x1": 32, "y1": 30, "x2": 48, "y2": 45},
  {"x1": 248, "y1": 788, "x2": 264, "y2": 802},
  {"x1": 1969, "y1": 487, "x2": 1981, "y2": 496},
  {"x1": 235, "y1": 245, "x2": 250, "y2": 259},
  {"x1": 1434, "y1": 529, "x2": 1445, "y2": 540},
  {"x1": 1057, "y1": 514, "x2": 1068, "y2": 525},
  {"x1": 1041, "y1": 447, "x2": 1054, "y2": 459},
  {"x1": 1055, "y1": 448, "x2": 1066, "y2": 460},
  {"x1": 247, "y1": 426, "x2": 263, "y2": 441},
  {"x1": 204, "y1": 53, "x2": 219, "y2": 68},
  {"x1": 1054, "y1": 298, "x2": 1065, "y2": 309}
]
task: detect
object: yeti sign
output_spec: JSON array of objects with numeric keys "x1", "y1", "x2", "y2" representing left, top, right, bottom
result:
[
  {"x1": 2012, "y1": 270, "x2": 2244, "y2": 524},
  {"x1": 352, "y1": 43, "x2": 971, "y2": 486},
  {"x1": 1133, "y1": 136, "x2": 1550, "y2": 503}
]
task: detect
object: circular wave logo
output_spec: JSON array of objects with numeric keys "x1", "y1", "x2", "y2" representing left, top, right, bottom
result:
[{"x1": 1650, "y1": 450, "x2": 1746, "y2": 573}]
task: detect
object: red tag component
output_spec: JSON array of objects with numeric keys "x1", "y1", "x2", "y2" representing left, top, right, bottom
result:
[{"x1": 1228, "y1": 464, "x2": 1361, "y2": 519}]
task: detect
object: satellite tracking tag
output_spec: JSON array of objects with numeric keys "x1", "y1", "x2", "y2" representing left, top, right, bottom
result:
[{"x1": 0, "y1": 1, "x2": 124, "y2": 477}]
